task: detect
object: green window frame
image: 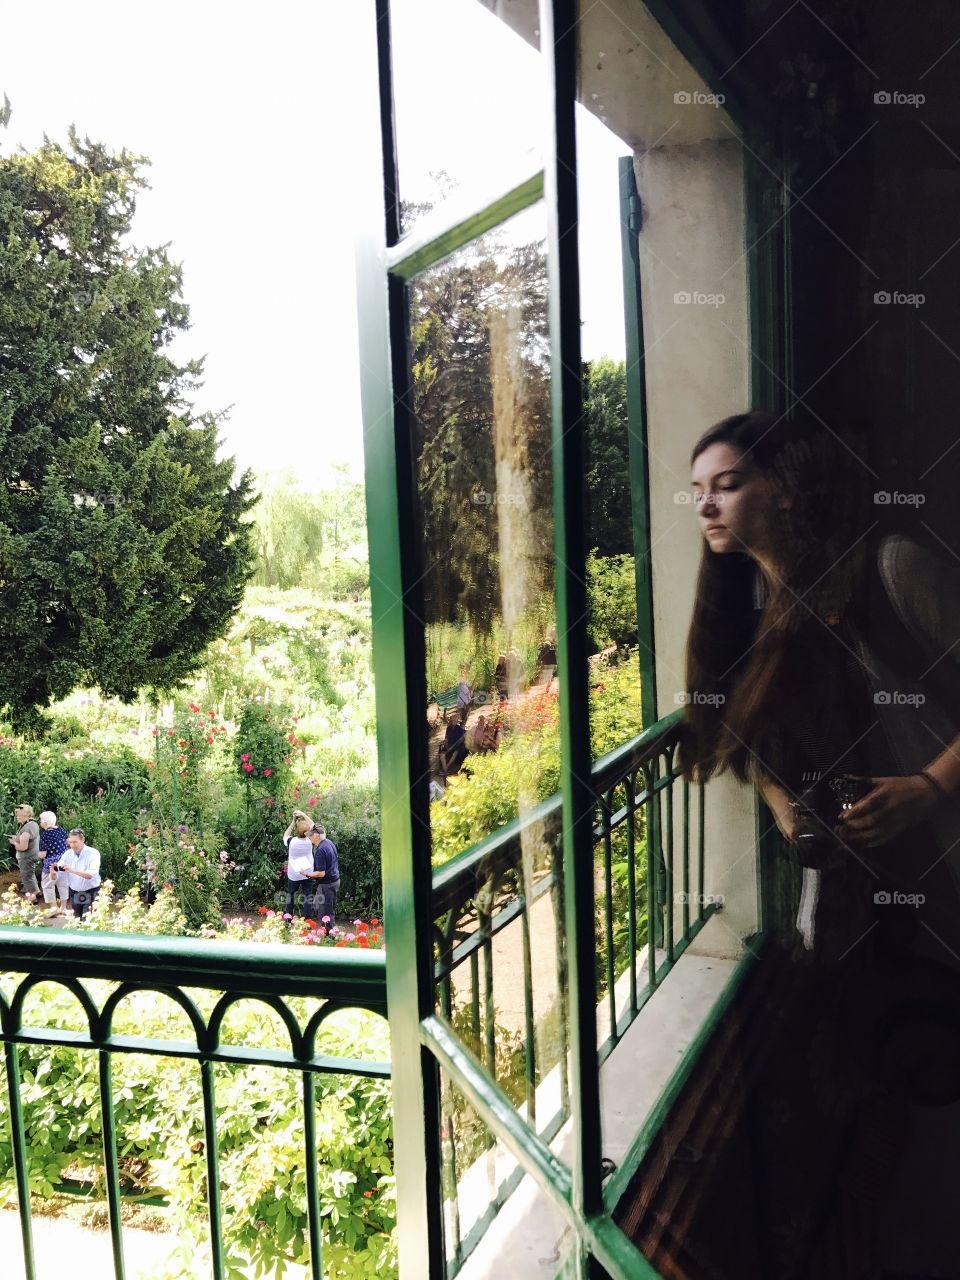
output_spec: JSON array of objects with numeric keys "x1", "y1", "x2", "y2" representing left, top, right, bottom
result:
[{"x1": 353, "y1": 2, "x2": 792, "y2": 1276}]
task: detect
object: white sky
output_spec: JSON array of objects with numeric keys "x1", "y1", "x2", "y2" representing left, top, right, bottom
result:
[{"x1": 1, "y1": 0, "x2": 628, "y2": 487}]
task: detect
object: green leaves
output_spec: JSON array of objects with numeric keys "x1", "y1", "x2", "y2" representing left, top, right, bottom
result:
[{"x1": 0, "y1": 118, "x2": 256, "y2": 724}]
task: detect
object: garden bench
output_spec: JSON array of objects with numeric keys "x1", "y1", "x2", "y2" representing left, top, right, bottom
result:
[{"x1": 432, "y1": 686, "x2": 461, "y2": 717}]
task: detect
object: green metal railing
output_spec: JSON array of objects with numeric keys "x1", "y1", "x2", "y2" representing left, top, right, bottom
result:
[
  {"x1": 0, "y1": 930, "x2": 388, "y2": 1280},
  {"x1": 431, "y1": 708, "x2": 714, "y2": 1274}
]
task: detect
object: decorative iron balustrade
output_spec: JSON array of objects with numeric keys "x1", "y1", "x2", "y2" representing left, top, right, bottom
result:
[
  {"x1": 0, "y1": 931, "x2": 388, "y2": 1280},
  {"x1": 429, "y1": 708, "x2": 714, "y2": 1274}
]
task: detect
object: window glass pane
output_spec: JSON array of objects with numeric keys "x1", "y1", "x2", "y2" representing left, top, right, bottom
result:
[
  {"x1": 411, "y1": 207, "x2": 573, "y2": 1254},
  {"x1": 390, "y1": 0, "x2": 543, "y2": 233}
]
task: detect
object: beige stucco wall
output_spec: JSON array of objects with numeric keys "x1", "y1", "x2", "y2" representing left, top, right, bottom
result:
[{"x1": 635, "y1": 134, "x2": 760, "y2": 958}]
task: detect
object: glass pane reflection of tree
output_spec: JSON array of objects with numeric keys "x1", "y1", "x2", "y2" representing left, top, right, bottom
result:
[{"x1": 411, "y1": 211, "x2": 573, "y2": 1263}]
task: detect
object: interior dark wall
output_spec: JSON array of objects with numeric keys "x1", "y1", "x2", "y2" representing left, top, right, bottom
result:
[{"x1": 632, "y1": 0, "x2": 960, "y2": 548}]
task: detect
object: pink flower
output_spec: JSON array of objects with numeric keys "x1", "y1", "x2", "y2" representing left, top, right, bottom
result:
[
  {"x1": 264, "y1": 768, "x2": 272, "y2": 776},
  {"x1": 282, "y1": 912, "x2": 293, "y2": 921},
  {"x1": 308, "y1": 798, "x2": 316, "y2": 807},
  {"x1": 322, "y1": 916, "x2": 332, "y2": 924},
  {"x1": 242, "y1": 762, "x2": 253, "y2": 773},
  {"x1": 241, "y1": 753, "x2": 250, "y2": 762}
]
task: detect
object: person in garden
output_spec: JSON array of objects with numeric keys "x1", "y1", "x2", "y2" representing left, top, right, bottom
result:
[
  {"x1": 38, "y1": 811, "x2": 69, "y2": 917},
  {"x1": 677, "y1": 409, "x2": 960, "y2": 1277},
  {"x1": 283, "y1": 813, "x2": 316, "y2": 916},
  {"x1": 52, "y1": 828, "x2": 102, "y2": 918},
  {"x1": 538, "y1": 630, "x2": 557, "y2": 684},
  {"x1": 494, "y1": 653, "x2": 509, "y2": 702},
  {"x1": 457, "y1": 663, "x2": 475, "y2": 713},
  {"x1": 8, "y1": 803, "x2": 41, "y2": 901},
  {"x1": 309, "y1": 824, "x2": 340, "y2": 922},
  {"x1": 439, "y1": 709, "x2": 468, "y2": 776}
]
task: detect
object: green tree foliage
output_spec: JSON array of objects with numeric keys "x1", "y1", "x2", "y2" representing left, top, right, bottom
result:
[
  {"x1": 411, "y1": 236, "x2": 553, "y2": 631},
  {"x1": 583, "y1": 357, "x2": 633, "y2": 557},
  {"x1": 585, "y1": 549, "x2": 638, "y2": 651},
  {"x1": 0, "y1": 116, "x2": 255, "y2": 724}
]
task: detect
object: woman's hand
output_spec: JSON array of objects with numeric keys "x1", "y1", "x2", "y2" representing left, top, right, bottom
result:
[{"x1": 836, "y1": 774, "x2": 938, "y2": 848}]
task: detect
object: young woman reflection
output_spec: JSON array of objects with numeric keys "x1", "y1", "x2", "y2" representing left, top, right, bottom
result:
[{"x1": 677, "y1": 410, "x2": 960, "y2": 1279}]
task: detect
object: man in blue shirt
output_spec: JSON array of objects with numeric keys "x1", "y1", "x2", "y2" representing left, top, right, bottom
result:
[{"x1": 309, "y1": 824, "x2": 340, "y2": 923}]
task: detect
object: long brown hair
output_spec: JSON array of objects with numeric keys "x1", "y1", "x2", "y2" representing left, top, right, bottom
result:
[{"x1": 677, "y1": 410, "x2": 872, "y2": 785}]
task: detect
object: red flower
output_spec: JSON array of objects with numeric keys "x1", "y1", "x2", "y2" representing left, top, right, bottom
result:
[
  {"x1": 358, "y1": 936, "x2": 370, "y2": 948},
  {"x1": 257, "y1": 906, "x2": 269, "y2": 915},
  {"x1": 264, "y1": 768, "x2": 272, "y2": 776},
  {"x1": 241, "y1": 753, "x2": 250, "y2": 762},
  {"x1": 209, "y1": 710, "x2": 216, "y2": 719},
  {"x1": 288, "y1": 732, "x2": 296, "y2": 743},
  {"x1": 189, "y1": 703, "x2": 200, "y2": 713},
  {"x1": 242, "y1": 762, "x2": 254, "y2": 773},
  {"x1": 207, "y1": 735, "x2": 214, "y2": 745},
  {"x1": 304, "y1": 919, "x2": 317, "y2": 927}
]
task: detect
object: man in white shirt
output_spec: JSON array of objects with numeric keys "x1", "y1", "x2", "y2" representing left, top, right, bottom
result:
[{"x1": 52, "y1": 828, "x2": 102, "y2": 919}]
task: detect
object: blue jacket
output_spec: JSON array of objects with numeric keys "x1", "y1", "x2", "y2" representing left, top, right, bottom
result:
[{"x1": 314, "y1": 838, "x2": 340, "y2": 883}]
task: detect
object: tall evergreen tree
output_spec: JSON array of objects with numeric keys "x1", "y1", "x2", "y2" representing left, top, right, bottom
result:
[{"x1": 0, "y1": 109, "x2": 255, "y2": 723}]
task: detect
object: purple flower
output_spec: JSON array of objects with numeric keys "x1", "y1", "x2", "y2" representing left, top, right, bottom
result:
[{"x1": 282, "y1": 912, "x2": 293, "y2": 921}]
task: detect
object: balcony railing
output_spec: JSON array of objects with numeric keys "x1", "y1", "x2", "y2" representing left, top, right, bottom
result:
[
  {"x1": 0, "y1": 931, "x2": 388, "y2": 1280},
  {"x1": 1, "y1": 709, "x2": 717, "y2": 1280},
  {"x1": 430, "y1": 708, "x2": 715, "y2": 1274}
]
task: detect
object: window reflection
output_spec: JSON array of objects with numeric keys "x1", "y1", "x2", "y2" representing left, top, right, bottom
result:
[{"x1": 390, "y1": 0, "x2": 542, "y2": 233}]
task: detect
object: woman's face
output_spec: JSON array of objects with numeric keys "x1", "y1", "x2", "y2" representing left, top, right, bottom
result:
[{"x1": 690, "y1": 442, "x2": 779, "y2": 557}]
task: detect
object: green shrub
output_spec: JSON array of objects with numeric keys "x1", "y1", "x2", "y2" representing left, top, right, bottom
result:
[{"x1": 585, "y1": 550, "x2": 638, "y2": 651}]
